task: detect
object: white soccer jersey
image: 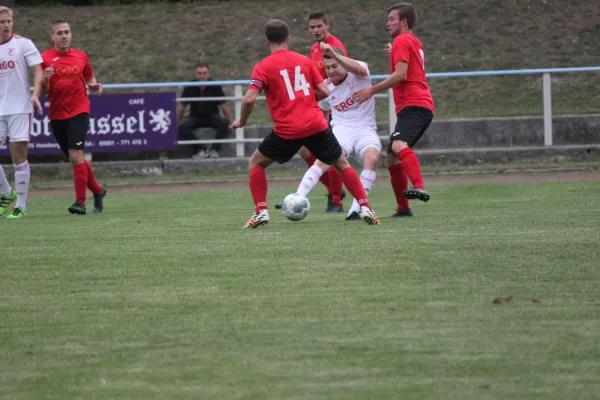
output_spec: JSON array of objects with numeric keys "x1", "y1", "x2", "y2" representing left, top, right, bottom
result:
[
  {"x1": 319, "y1": 61, "x2": 376, "y2": 130},
  {"x1": 0, "y1": 35, "x2": 43, "y2": 116}
]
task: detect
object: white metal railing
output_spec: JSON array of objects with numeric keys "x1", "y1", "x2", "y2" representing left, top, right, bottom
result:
[{"x1": 95, "y1": 66, "x2": 600, "y2": 157}]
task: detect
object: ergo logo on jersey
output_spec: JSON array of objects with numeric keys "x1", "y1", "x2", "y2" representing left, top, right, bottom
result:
[
  {"x1": 334, "y1": 96, "x2": 357, "y2": 112},
  {"x1": 55, "y1": 66, "x2": 81, "y2": 76},
  {"x1": 0, "y1": 61, "x2": 16, "y2": 70}
]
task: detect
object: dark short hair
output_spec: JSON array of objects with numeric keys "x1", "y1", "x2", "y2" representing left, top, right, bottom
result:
[
  {"x1": 307, "y1": 11, "x2": 328, "y2": 24},
  {"x1": 50, "y1": 19, "x2": 69, "y2": 33},
  {"x1": 322, "y1": 47, "x2": 345, "y2": 59},
  {"x1": 388, "y1": 3, "x2": 417, "y2": 29},
  {"x1": 195, "y1": 63, "x2": 208, "y2": 70},
  {"x1": 265, "y1": 19, "x2": 289, "y2": 44}
]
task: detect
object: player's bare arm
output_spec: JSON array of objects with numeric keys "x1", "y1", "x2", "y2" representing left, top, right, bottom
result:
[
  {"x1": 320, "y1": 42, "x2": 367, "y2": 77},
  {"x1": 314, "y1": 81, "x2": 330, "y2": 102},
  {"x1": 86, "y1": 75, "x2": 103, "y2": 95},
  {"x1": 354, "y1": 62, "x2": 407, "y2": 103},
  {"x1": 30, "y1": 64, "x2": 44, "y2": 115},
  {"x1": 231, "y1": 88, "x2": 259, "y2": 128}
]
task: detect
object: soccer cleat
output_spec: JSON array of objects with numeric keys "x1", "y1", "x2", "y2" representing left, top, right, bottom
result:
[
  {"x1": 323, "y1": 190, "x2": 346, "y2": 213},
  {"x1": 391, "y1": 208, "x2": 413, "y2": 217},
  {"x1": 93, "y1": 188, "x2": 107, "y2": 213},
  {"x1": 323, "y1": 203, "x2": 344, "y2": 213},
  {"x1": 359, "y1": 206, "x2": 380, "y2": 225},
  {"x1": 345, "y1": 211, "x2": 362, "y2": 221},
  {"x1": 403, "y1": 188, "x2": 431, "y2": 202},
  {"x1": 0, "y1": 189, "x2": 16, "y2": 216},
  {"x1": 68, "y1": 200, "x2": 86, "y2": 215},
  {"x1": 275, "y1": 201, "x2": 283, "y2": 210},
  {"x1": 6, "y1": 207, "x2": 25, "y2": 219},
  {"x1": 243, "y1": 209, "x2": 270, "y2": 229}
]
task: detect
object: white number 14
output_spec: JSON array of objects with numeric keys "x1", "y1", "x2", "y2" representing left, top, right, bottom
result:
[{"x1": 280, "y1": 66, "x2": 310, "y2": 100}]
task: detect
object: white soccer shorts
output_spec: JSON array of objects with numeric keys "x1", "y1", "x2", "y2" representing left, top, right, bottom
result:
[
  {"x1": 0, "y1": 113, "x2": 32, "y2": 145},
  {"x1": 332, "y1": 125, "x2": 382, "y2": 159}
]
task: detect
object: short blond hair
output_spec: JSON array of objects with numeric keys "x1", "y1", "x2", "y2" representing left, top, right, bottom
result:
[{"x1": 0, "y1": 6, "x2": 13, "y2": 17}]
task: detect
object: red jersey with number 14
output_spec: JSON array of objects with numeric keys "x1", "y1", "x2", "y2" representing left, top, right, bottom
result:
[
  {"x1": 249, "y1": 49, "x2": 328, "y2": 139},
  {"x1": 41, "y1": 47, "x2": 93, "y2": 120},
  {"x1": 390, "y1": 32, "x2": 434, "y2": 115}
]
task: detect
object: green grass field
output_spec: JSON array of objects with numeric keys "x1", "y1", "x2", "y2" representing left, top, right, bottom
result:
[{"x1": 2, "y1": 178, "x2": 600, "y2": 399}]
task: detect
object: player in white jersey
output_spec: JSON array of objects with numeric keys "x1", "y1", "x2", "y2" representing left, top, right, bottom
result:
[
  {"x1": 294, "y1": 42, "x2": 382, "y2": 220},
  {"x1": 0, "y1": 6, "x2": 44, "y2": 219}
]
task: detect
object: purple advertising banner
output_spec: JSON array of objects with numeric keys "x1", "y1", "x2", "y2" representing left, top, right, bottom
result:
[{"x1": 0, "y1": 92, "x2": 178, "y2": 154}]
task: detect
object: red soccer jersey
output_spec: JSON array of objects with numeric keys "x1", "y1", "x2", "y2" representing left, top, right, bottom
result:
[
  {"x1": 41, "y1": 47, "x2": 93, "y2": 120},
  {"x1": 309, "y1": 34, "x2": 348, "y2": 79},
  {"x1": 249, "y1": 49, "x2": 328, "y2": 139},
  {"x1": 390, "y1": 32, "x2": 434, "y2": 115}
]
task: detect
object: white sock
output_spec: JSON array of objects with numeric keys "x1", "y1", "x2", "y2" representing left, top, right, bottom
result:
[
  {"x1": 296, "y1": 165, "x2": 324, "y2": 197},
  {"x1": 349, "y1": 169, "x2": 376, "y2": 215},
  {"x1": 14, "y1": 161, "x2": 30, "y2": 211},
  {"x1": 0, "y1": 164, "x2": 12, "y2": 196}
]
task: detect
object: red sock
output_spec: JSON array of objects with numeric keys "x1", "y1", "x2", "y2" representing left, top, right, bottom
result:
[
  {"x1": 397, "y1": 148, "x2": 424, "y2": 189},
  {"x1": 326, "y1": 166, "x2": 343, "y2": 205},
  {"x1": 340, "y1": 167, "x2": 370, "y2": 209},
  {"x1": 73, "y1": 163, "x2": 88, "y2": 205},
  {"x1": 388, "y1": 163, "x2": 409, "y2": 211},
  {"x1": 85, "y1": 161, "x2": 102, "y2": 195},
  {"x1": 305, "y1": 154, "x2": 317, "y2": 167},
  {"x1": 249, "y1": 166, "x2": 268, "y2": 213}
]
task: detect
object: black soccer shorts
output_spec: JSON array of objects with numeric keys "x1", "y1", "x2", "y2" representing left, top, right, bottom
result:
[
  {"x1": 258, "y1": 127, "x2": 342, "y2": 165},
  {"x1": 50, "y1": 112, "x2": 90, "y2": 157},
  {"x1": 388, "y1": 106, "x2": 433, "y2": 152}
]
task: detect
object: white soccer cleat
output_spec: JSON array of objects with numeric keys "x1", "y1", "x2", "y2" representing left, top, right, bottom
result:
[
  {"x1": 243, "y1": 209, "x2": 270, "y2": 229},
  {"x1": 359, "y1": 206, "x2": 380, "y2": 225}
]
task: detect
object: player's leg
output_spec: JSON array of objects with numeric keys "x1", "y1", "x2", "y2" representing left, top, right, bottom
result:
[
  {"x1": 296, "y1": 126, "x2": 352, "y2": 203},
  {"x1": 60, "y1": 114, "x2": 88, "y2": 214},
  {"x1": 244, "y1": 131, "x2": 300, "y2": 228},
  {"x1": 295, "y1": 159, "x2": 330, "y2": 198},
  {"x1": 87, "y1": 161, "x2": 106, "y2": 213},
  {"x1": 387, "y1": 152, "x2": 412, "y2": 217},
  {"x1": 298, "y1": 146, "x2": 345, "y2": 212},
  {"x1": 304, "y1": 128, "x2": 379, "y2": 225},
  {"x1": 346, "y1": 137, "x2": 381, "y2": 220},
  {"x1": 6, "y1": 114, "x2": 31, "y2": 219},
  {"x1": 390, "y1": 107, "x2": 433, "y2": 202},
  {"x1": 67, "y1": 113, "x2": 105, "y2": 213},
  {"x1": 0, "y1": 117, "x2": 16, "y2": 216}
]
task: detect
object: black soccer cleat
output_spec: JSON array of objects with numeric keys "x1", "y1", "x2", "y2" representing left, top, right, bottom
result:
[
  {"x1": 93, "y1": 188, "x2": 107, "y2": 213},
  {"x1": 391, "y1": 208, "x2": 413, "y2": 218},
  {"x1": 275, "y1": 201, "x2": 283, "y2": 210},
  {"x1": 323, "y1": 202, "x2": 344, "y2": 213},
  {"x1": 323, "y1": 192, "x2": 345, "y2": 213},
  {"x1": 345, "y1": 211, "x2": 362, "y2": 221},
  {"x1": 68, "y1": 200, "x2": 86, "y2": 215},
  {"x1": 402, "y1": 188, "x2": 431, "y2": 202}
]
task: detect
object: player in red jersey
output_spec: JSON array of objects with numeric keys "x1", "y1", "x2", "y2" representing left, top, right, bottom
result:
[
  {"x1": 355, "y1": 3, "x2": 434, "y2": 217},
  {"x1": 41, "y1": 20, "x2": 106, "y2": 215},
  {"x1": 231, "y1": 19, "x2": 379, "y2": 228},
  {"x1": 275, "y1": 11, "x2": 348, "y2": 213}
]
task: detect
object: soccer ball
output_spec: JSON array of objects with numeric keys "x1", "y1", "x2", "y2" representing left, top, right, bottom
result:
[{"x1": 281, "y1": 193, "x2": 311, "y2": 221}]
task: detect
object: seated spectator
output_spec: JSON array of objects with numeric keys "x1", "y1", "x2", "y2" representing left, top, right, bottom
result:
[{"x1": 177, "y1": 63, "x2": 231, "y2": 158}]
